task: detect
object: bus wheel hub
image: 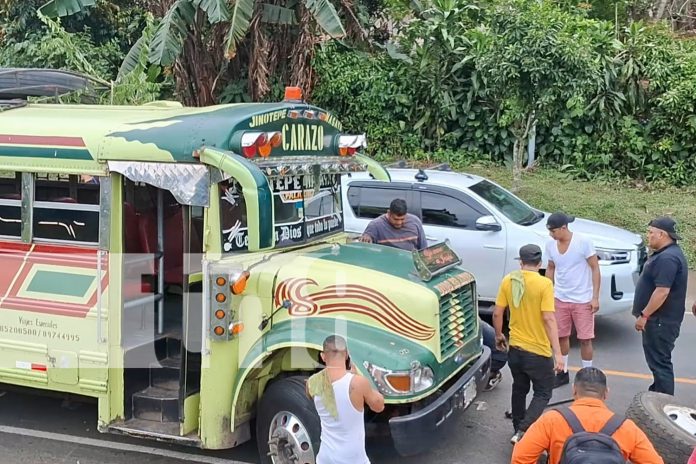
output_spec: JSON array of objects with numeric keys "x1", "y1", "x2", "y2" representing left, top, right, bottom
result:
[{"x1": 268, "y1": 411, "x2": 315, "y2": 464}]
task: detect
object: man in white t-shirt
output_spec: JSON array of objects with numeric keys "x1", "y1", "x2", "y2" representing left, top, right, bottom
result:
[{"x1": 544, "y1": 212, "x2": 601, "y2": 388}]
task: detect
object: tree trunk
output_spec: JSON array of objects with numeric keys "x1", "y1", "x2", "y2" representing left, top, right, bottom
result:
[
  {"x1": 510, "y1": 113, "x2": 534, "y2": 193},
  {"x1": 655, "y1": 0, "x2": 670, "y2": 19},
  {"x1": 511, "y1": 136, "x2": 524, "y2": 193}
]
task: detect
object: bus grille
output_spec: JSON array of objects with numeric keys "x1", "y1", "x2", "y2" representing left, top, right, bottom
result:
[{"x1": 439, "y1": 285, "x2": 477, "y2": 359}]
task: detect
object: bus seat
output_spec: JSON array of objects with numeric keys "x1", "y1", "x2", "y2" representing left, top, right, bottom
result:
[
  {"x1": 163, "y1": 208, "x2": 184, "y2": 285},
  {"x1": 123, "y1": 202, "x2": 142, "y2": 254},
  {"x1": 138, "y1": 206, "x2": 185, "y2": 286},
  {"x1": 123, "y1": 202, "x2": 154, "y2": 297}
]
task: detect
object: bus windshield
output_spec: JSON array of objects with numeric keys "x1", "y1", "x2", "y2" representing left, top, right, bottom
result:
[{"x1": 220, "y1": 174, "x2": 344, "y2": 252}]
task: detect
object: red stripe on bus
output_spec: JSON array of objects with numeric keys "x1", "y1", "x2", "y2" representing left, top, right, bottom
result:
[{"x1": 0, "y1": 134, "x2": 85, "y2": 147}]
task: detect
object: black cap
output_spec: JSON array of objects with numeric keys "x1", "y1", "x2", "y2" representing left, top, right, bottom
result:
[
  {"x1": 515, "y1": 244, "x2": 542, "y2": 262},
  {"x1": 547, "y1": 212, "x2": 575, "y2": 230},
  {"x1": 649, "y1": 216, "x2": 681, "y2": 240}
]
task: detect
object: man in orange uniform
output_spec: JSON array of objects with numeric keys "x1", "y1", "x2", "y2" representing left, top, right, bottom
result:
[{"x1": 511, "y1": 367, "x2": 663, "y2": 464}]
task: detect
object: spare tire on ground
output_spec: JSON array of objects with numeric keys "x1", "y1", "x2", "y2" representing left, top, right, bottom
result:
[{"x1": 626, "y1": 391, "x2": 696, "y2": 464}]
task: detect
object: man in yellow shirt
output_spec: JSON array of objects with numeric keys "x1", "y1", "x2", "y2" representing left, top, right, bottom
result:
[{"x1": 493, "y1": 244, "x2": 564, "y2": 445}]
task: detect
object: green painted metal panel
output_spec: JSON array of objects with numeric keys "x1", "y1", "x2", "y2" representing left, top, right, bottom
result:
[
  {"x1": 26, "y1": 270, "x2": 94, "y2": 297},
  {"x1": 235, "y1": 318, "x2": 482, "y2": 404},
  {"x1": 305, "y1": 242, "x2": 474, "y2": 295},
  {"x1": 200, "y1": 148, "x2": 275, "y2": 250}
]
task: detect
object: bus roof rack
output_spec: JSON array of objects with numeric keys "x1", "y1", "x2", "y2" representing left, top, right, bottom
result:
[
  {"x1": 0, "y1": 67, "x2": 98, "y2": 100},
  {"x1": 0, "y1": 99, "x2": 28, "y2": 112}
]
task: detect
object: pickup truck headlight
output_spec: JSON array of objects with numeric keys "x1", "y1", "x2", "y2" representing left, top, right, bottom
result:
[
  {"x1": 364, "y1": 361, "x2": 434, "y2": 396},
  {"x1": 596, "y1": 247, "x2": 630, "y2": 264}
]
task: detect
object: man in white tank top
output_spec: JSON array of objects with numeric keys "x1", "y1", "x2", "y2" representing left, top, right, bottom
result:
[
  {"x1": 544, "y1": 212, "x2": 601, "y2": 388},
  {"x1": 307, "y1": 335, "x2": 385, "y2": 464}
]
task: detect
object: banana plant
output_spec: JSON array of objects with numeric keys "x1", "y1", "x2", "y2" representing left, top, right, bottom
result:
[{"x1": 38, "y1": 0, "x2": 347, "y2": 68}]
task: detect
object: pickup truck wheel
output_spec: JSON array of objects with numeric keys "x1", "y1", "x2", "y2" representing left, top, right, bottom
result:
[
  {"x1": 257, "y1": 376, "x2": 320, "y2": 464},
  {"x1": 626, "y1": 391, "x2": 696, "y2": 464}
]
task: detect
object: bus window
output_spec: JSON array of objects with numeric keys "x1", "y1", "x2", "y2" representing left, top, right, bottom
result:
[
  {"x1": 0, "y1": 171, "x2": 22, "y2": 238},
  {"x1": 33, "y1": 172, "x2": 100, "y2": 244},
  {"x1": 220, "y1": 174, "x2": 343, "y2": 252},
  {"x1": 220, "y1": 180, "x2": 248, "y2": 252}
]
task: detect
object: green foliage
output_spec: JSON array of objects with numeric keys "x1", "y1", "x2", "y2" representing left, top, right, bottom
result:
[
  {"x1": 312, "y1": 0, "x2": 696, "y2": 187},
  {"x1": 304, "y1": 0, "x2": 346, "y2": 38},
  {"x1": 1, "y1": 0, "x2": 149, "y2": 80},
  {"x1": 148, "y1": 0, "x2": 196, "y2": 66},
  {"x1": 311, "y1": 43, "x2": 419, "y2": 159},
  {"x1": 1, "y1": 13, "x2": 121, "y2": 78},
  {"x1": 0, "y1": 1, "x2": 163, "y2": 105},
  {"x1": 38, "y1": 0, "x2": 96, "y2": 18}
]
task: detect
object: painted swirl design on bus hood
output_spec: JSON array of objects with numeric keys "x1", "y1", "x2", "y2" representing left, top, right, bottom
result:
[{"x1": 274, "y1": 278, "x2": 436, "y2": 341}]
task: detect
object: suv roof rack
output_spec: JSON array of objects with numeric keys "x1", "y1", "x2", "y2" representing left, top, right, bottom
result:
[
  {"x1": 0, "y1": 68, "x2": 98, "y2": 100},
  {"x1": 385, "y1": 160, "x2": 410, "y2": 169},
  {"x1": 429, "y1": 163, "x2": 452, "y2": 171}
]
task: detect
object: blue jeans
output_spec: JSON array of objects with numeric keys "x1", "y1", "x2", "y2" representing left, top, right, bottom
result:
[{"x1": 642, "y1": 318, "x2": 681, "y2": 395}]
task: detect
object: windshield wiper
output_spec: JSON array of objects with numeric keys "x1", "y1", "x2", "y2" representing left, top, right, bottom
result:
[{"x1": 519, "y1": 210, "x2": 544, "y2": 226}]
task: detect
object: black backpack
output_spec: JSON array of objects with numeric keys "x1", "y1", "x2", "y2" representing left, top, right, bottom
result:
[{"x1": 557, "y1": 407, "x2": 627, "y2": 464}]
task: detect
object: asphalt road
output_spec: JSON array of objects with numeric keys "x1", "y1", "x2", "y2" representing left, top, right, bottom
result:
[{"x1": 1, "y1": 308, "x2": 695, "y2": 463}]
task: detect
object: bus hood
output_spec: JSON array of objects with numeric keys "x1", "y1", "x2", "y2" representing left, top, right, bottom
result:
[{"x1": 250, "y1": 242, "x2": 478, "y2": 361}]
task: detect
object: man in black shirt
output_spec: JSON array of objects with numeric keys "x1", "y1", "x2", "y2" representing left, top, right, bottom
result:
[{"x1": 632, "y1": 216, "x2": 688, "y2": 395}]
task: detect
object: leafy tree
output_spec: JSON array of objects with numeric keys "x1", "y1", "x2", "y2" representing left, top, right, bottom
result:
[
  {"x1": 393, "y1": 0, "x2": 481, "y2": 150},
  {"x1": 0, "y1": 0, "x2": 163, "y2": 104},
  {"x1": 39, "y1": 0, "x2": 356, "y2": 106},
  {"x1": 469, "y1": 0, "x2": 616, "y2": 190}
]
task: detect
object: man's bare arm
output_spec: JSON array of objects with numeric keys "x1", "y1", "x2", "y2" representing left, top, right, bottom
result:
[
  {"x1": 356, "y1": 376, "x2": 385, "y2": 413},
  {"x1": 545, "y1": 260, "x2": 555, "y2": 284},
  {"x1": 587, "y1": 255, "x2": 601, "y2": 312},
  {"x1": 492, "y1": 304, "x2": 505, "y2": 338}
]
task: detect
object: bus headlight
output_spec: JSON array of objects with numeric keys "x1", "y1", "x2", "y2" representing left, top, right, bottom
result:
[{"x1": 364, "y1": 361, "x2": 434, "y2": 396}]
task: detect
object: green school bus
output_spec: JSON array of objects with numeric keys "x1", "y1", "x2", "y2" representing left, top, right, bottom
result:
[{"x1": 0, "y1": 69, "x2": 490, "y2": 462}]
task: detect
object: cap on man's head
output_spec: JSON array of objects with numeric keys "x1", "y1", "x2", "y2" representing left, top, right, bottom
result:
[
  {"x1": 547, "y1": 212, "x2": 575, "y2": 230},
  {"x1": 649, "y1": 216, "x2": 681, "y2": 241},
  {"x1": 515, "y1": 244, "x2": 542, "y2": 262}
]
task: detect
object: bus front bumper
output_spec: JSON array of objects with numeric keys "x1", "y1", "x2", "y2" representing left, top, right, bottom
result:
[{"x1": 389, "y1": 346, "x2": 491, "y2": 456}]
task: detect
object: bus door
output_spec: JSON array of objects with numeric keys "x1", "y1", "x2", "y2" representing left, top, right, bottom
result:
[{"x1": 115, "y1": 165, "x2": 203, "y2": 437}]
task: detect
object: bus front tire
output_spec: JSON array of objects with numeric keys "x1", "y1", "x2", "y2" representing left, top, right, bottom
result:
[{"x1": 256, "y1": 376, "x2": 321, "y2": 464}]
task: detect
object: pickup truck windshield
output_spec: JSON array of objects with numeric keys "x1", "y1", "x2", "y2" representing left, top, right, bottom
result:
[{"x1": 469, "y1": 179, "x2": 541, "y2": 225}]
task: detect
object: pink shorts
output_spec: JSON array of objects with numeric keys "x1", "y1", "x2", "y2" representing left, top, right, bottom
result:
[{"x1": 555, "y1": 298, "x2": 595, "y2": 340}]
